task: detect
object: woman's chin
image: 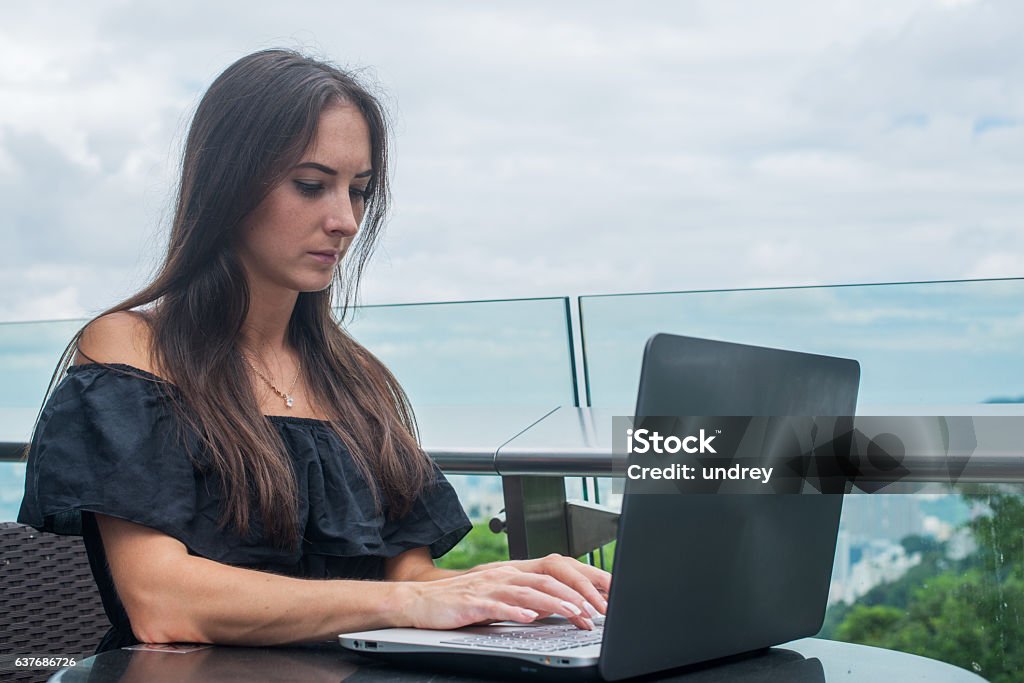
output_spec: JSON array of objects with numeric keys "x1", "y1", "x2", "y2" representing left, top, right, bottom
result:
[
  {"x1": 296, "y1": 277, "x2": 336, "y2": 294},
  {"x1": 277, "y1": 269, "x2": 335, "y2": 293}
]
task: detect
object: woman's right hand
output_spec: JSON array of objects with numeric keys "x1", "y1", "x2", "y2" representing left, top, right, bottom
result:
[{"x1": 399, "y1": 565, "x2": 599, "y2": 631}]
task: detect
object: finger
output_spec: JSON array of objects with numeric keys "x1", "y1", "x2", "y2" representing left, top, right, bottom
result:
[
  {"x1": 542, "y1": 599, "x2": 593, "y2": 631},
  {"x1": 497, "y1": 604, "x2": 594, "y2": 630},
  {"x1": 472, "y1": 599, "x2": 541, "y2": 626},
  {"x1": 496, "y1": 584, "x2": 594, "y2": 628},
  {"x1": 556, "y1": 570, "x2": 608, "y2": 615},
  {"x1": 565, "y1": 568, "x2": 610, "y2": 614},
  {"x1": 537, "y1": 555, "x2": 611, "y2": 591},
  {"x1": 575, "y1": 563, "x2": 613, "y2": 593},
  {"x1": 566, "y1": 612, "x2": 596, "y2": 630},
  {"x1": 499, "y1": 571, "x2": 593, "y2": 617},
  {"x1": 480, "y1": 564, "x2": 600, "y2": 626},
  {"x1": 533, "y1": 557, "x2": 610, "y2": 614},
  {"x1": 560, "y1": 558, "x2": 612, "y2": 595}
]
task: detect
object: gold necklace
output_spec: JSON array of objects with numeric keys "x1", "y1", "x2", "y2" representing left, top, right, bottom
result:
[{"x1": 243, "y1": 355, "x2": 301, "y2": 409}]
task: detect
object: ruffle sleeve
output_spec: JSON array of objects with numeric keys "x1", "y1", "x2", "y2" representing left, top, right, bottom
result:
[
  {"x1": 279, "y1": 418, "x2": 472, "y2": 561},
  {"x1": 16, "y1": 365, "x2": 231, "y2": 559},
  {"x1": 380, "y1": 465, "x2": 473, "y2": 559},
  {"x1": 19, "y1": 364, "x2": 472, "y2": 569}
]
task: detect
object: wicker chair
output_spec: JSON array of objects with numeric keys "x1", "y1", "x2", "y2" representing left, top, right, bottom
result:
[{"x1": 0, "y1": 522, "x2": 109, "y2": 683}]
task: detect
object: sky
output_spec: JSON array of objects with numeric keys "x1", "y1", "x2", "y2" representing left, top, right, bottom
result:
[{"x1": 1, "y1": 0, "x2": 1022, "y2": 322}]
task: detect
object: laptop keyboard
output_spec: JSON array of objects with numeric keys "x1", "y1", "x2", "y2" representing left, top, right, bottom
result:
[{"x1": 440, "y1": 620, "x2": 604, "y2": 653}]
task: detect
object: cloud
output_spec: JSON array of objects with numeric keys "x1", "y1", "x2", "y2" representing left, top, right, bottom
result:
[{"x1": 1, "y1": 0, "x2": 1022, "y2": 322}]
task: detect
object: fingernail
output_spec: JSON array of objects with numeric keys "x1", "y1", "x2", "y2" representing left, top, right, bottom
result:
[
  {"x1": 522, "y1": 609, "x2": 539, "y2": 620},
  {"x1": 583, "y1": 602, "x2": 599, "y2": 617},
  {"x1": 560, "y1": 600, "x2": 582, "y2": 616},
  {"x1": 583, "y1": 618, "x2": 595, "y2": 630}
]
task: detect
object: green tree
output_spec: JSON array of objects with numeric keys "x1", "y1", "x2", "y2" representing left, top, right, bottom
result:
[
  {"x1": 820, "y1": 534, "x2": 955, "y2": 639},
  {"x1": 834, "y1": 604, "x2": 905, "y2": 643},
  {"x1": 436, "y1": 525, "x2": 616, "y2": 571},
  {"x1": 436, "y1": 522, "x2": 510, "y2": 570},
  {"x1": 835, "y1": 571, "x2": 1024, "y2": 683},
  {"x1": 964, "y1": 492, "x2": 1024, "y2": 579},
  {"x1": 832, "y1": 492, "x2": 1024, "y2": 683}
]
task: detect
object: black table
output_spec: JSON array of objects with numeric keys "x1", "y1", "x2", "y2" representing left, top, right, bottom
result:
[{"x1": 48, "y1": 637, "x2": 986, "y2": 682}]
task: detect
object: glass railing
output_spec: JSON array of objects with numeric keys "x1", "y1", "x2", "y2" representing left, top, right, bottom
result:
[
  {"x1": 578, "y1": 278, "x2": 1024, "y2": 683},
  {"x1": 345, "y1": 297, "x2": 577, "y2": 408},
  {"x1": 0, "y1": 298, "x2": 578, "y2": 529},
  {"x1": 344, "y1": 297, "x2": 578, "y2": 556},
  {"x1": 0, "y1": 319, "x2": 86, "y2": 441},
  {"x1": 0, "y1": 319, "x2": 85, "y2": 522},
  {"x1": 579, "y1": 278, "x2": 1024, "y2": 407}
]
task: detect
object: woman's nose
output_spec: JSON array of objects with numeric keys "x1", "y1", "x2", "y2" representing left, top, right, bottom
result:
[{"x1": 324, "y1": 195, "x2": 359, "y2": 237}]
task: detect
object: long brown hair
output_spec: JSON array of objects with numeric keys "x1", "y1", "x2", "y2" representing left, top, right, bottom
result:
[{"x1": 35, "y1": 49, "x2": 434, "y2": 549}]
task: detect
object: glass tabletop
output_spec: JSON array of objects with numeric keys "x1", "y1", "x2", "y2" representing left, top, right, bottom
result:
[{"x1": 47, "y1": 637, "x2": 985, "y2": 683}]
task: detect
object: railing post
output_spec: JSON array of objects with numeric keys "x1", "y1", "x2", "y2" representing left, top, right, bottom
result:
[{"x1": 501, "y1": 475, "x2": 569, "y2": 559}]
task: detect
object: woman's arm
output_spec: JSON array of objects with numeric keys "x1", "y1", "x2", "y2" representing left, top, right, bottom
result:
[
  {"x1": 97, "y1": 514, "x2": 405, "y2": 644},
  {"x1": 97, "y1": 515, "x2": 601, "y2": 644},
  {"x1": 384, "y1": 547, "x2": 463, "y2": 581}
]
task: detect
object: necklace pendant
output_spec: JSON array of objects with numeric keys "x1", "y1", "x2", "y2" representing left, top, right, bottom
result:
[{"x1": 285, "y1": 395, "x2": 294, "y2": 408}]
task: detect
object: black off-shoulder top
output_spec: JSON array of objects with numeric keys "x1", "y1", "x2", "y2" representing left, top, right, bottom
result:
[{"x1": 17, "y1": 364, "x2": 472, "y2": 653}]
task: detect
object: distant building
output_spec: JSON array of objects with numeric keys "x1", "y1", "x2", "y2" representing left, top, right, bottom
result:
[{"x1": 840, "y1": 494, "x2": 926, "y2": 543}]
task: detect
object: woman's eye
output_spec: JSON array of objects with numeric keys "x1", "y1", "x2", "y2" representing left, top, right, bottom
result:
[
  {"x1": 350, "y1": 186, "x2": 369, "y2": 200},
  {"x1": 295, "y1": 181, "x2": 324, "y2": 197}
]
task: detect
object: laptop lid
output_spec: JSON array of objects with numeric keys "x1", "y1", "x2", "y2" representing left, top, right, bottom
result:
[{"x1": 598, "y1": 333, "x2": 859, "y2": 680}]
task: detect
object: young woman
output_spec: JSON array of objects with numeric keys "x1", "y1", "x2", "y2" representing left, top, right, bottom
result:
[{"x1": 18, "y1": 49, "x2": 609, "y2": 652}]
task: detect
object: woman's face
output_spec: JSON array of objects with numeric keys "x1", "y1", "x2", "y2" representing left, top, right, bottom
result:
[{"x1": 236, "y1": 104, "x2": 372, "y2": 296}]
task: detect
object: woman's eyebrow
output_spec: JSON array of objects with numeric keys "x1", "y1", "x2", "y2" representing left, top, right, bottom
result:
[
  {"x1": 292, "y1": 161, "x2": 373, "y2": 178},
  {"x1": 293, "y1": 162, "x2": 336, "y2": 175}
]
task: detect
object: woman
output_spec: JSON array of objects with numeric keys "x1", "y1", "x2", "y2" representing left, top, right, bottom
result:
[{"x1": 18, "y1": 49, "x2": 609, "y2": 652}]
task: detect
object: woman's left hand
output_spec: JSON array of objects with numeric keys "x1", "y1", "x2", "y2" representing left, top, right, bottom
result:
[{"x1": 467, "y1": 554, "x2": 611, "y2": 618}]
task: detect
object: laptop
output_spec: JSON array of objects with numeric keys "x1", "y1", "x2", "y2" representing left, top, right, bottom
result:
[{"x1": 340, "y1": 333, "x2": 860, "y2": 680}]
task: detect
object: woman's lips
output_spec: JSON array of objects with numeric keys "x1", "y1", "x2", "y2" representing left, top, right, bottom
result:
[{"x1": 308, "y1": 251, "x2": 339, "y2": 264}]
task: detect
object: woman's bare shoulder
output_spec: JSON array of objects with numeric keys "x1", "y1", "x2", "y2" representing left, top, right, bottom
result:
[{"x1": 75, "y1": 310, "x2": 159, "y2": 375}]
